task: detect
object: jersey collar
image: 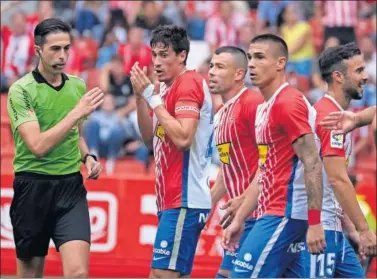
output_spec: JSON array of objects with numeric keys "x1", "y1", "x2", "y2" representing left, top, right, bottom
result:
[
  {"x1": 324, "y1": 95, "x2": 344, "y2": 111},
  {"x1": 266, "y1": 82, "x2": 289, "y2": 104},
  {"x1": 216, "y1": 87, "x2": 247, "y2": 115},
  {"x1": 32, "y1": 67, "x2": 69, "y2": 91}
]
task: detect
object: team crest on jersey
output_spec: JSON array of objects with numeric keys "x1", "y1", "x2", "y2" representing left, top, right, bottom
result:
[
  {"x1": 216, "y1": 142, "x2": 231, "y2": 165},
  {"x1": 156, "y1": 125, "x2": 165, "y2": 142},
  {"x1": 258, "y1": 144, "x2": 268, "y2": 166},
  {"x1": 330, "y1": 131, "x2": 344, "y2": 149}
]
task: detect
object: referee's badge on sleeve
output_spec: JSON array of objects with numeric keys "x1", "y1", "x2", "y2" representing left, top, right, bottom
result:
[{"x1": 330, "y1": 131, "x2": 344, "y2": 149}]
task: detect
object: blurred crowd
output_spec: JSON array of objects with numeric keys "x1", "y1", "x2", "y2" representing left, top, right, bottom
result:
[{"x1": 1, "y1": 0, "x2": 376, "y2": 175}]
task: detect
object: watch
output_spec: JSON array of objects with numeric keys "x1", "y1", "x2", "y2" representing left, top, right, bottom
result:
[{"x1": 82, "y1": 153, "x2": 98, "y2": 164}]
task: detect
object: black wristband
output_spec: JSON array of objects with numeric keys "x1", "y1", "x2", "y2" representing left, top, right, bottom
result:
[{"x1": 82, "y1": 153, "x2": 98, "y2": 164}]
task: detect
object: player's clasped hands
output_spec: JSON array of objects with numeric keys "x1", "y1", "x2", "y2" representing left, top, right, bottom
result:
[
  {"x1": 359, "y1": 229, "x2": 377, "y2": 257},
  {"x1": 130, "y1": 62, "x2": 152, "y2": 95},
  {"x1": 219, "y1": 197, "x2": 243, "y2": 229},
  {"x1": 74, "y1": 87, "x2": 104, "y2": 117},
  {"x1": 221, "y1": 220, "x2": 244, "y2": 252},
  {"x1": 306, "y1": 224, "x2": 327, "y2": 255}
]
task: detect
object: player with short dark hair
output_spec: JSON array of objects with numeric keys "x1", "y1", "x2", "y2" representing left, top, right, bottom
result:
[
  {"x1": 130, "y1": 24, "x2": 213, "y2": 278},
  {"x1": 208, "y1": 45, "x2": 263, "y2": 278},
  {"x1": 303, "y1": 42, "x2": 376, "y2": 278},
  {"x1": 222, "y1": 33, "x2": 326, "y2": 277},
  {"x1": 7, "y1": 18, "x2": 104, "y2": 278}
]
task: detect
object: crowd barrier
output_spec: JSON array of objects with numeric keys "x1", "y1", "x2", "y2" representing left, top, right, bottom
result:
[{"x1": 1, "y1": 172, "x2": 376, "y2": 278}]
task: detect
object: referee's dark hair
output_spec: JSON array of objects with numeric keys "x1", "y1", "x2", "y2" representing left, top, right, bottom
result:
[
  {"x1": 318, "y1": 42, "x2": 361, "y2": 85},
  {"x1": 34, "y1": 18, "x2": 72, "y2": 46},
  {"x1": 251, "y1": 33, "x2": 289, "y2": 60},
  {"x1": 214, "y1": 46, "x2": 248, "y2": 77}
]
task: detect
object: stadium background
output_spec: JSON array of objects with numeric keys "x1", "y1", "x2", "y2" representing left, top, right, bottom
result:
[{"x1": 0, "y1": 0, "x2": 376, "y2": 277}]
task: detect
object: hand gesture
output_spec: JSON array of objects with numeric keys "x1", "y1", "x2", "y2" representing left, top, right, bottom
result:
[
  {"x1": 85, "y1": 156, "x2": 102, "y2": 180},
  {"x1": 219, "y1": 197, "x2": 243, "y2": 229},
  {"x1": 359, "y1": 229, "x2": 377, "y2": 257},
  {"x1": 130, "y1": 62, "x2": 152, "y2": 95},
  {"x1": 74, "y1": 87, "x2": 104, "y2": 118},
  {"x1": 222, "y1": 220, "x2": 244, "y2": 252},
  {"x1": 320, "y1": 111, "x2": 357, "y2": 135},
  {"x1": 307, "y1": 224, "x2": 327, "y2": 254}
]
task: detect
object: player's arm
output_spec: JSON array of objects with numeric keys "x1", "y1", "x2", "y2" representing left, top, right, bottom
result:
[
  {"x1": 78, "y1": 123, "x2": 90, "y2": 160},
  {"x1": 210, "y1": 169, "x2": 227, "y2": 205},
  {"x1": 135, "y1": 95, "x2": 154, "y2": 149},
  {"x1": 8, "y1": 85, "x2": 103, "y2": 158}
]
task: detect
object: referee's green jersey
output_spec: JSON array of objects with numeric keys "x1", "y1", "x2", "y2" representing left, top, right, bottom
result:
[{"x1": 7, "y1": 69, "x2": 87, "y2": 175}]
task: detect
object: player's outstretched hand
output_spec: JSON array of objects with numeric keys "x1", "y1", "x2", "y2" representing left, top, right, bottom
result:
[
  {"x1": 75, "y1": 87, "x2": 104, "y2": 117},
  {"x1": 219, "y1": 197, "x2": 243, "y2": 229},
  {"x1": 130, "y1": 62, "x2": 152, "y2": 95},
  {"x1": 319, "y1": 111, "x2": 357, "y2": 135},
  {"x1": 85, "y1": 156, "x2": 102, "y2": 180},
  {"x1": 307, "y1": 224, "x2": 327, "y2": 254},
  {"x1": 222, "y1": 220, "x2": 244, "y2": 252},
  {"x1": 359, "y1": 229, "x2": 377, "y2": 257}
]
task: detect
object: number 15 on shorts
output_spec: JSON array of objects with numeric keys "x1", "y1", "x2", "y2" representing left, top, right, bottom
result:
[{"x1": 310, "y1": 253, "x2": 335, "y2": 278}]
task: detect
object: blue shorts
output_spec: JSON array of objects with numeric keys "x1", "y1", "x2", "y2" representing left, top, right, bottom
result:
[
  {"x1": 151, "y1": 208, "x2": 210, "y2": 275},
  {"x1": 220, "y1": 218, "x2": 256, "y2": 271},
  {"x1": 230, "y1": 215, "x2": 308, "y2": 278},
  {"x1": 304, "y1": 230, "x2": 364, "y2": 278}
]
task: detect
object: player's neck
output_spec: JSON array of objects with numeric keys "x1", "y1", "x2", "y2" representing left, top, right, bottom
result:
[
  {"x1": 221, "y1": 83, "x2": 246, "y2": 104},
  {"x1": 259, "y1": 75, "x2": 286, "y2": 101},
  {"x1": 37, "y1": 64, "x2": 62, "y2": 86},
  {"x1": 327, "y1": 88, "x2": 351, "y2": 110},
  {"x1": 165, "y1": 66, "x2": 186, "y2": 87}
]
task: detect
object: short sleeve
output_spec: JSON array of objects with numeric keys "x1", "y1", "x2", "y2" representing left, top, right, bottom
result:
[
  {"x1": 277, "y1": 95, "x2": 313, "y2": 143},
  {"x1": 174, "y1": 79, "x2": 204, "y2": 119},
  {"x1": 316, "y1": 115, "x2": 346, "y2": 158},
  {"x1": 7, "y1": 84, "x2": 38, "y2": 130}
]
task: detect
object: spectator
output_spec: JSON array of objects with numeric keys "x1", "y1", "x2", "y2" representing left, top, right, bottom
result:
[
  {"x1": 280, "y1": 3, "x2": 315, "y2": 77},
  {"x1": 26, "y1": 1, "x2": 56, "y2": 34},
  {"x1": 318, "y1": 0, "x2": 359, "y2": 45},
  {"x1": 96, "y1": 30, "x2": 119, "y2": 69},
  {"x1": 204, "y1": 1, "x2": 238, "y2": 54},
  {"x1": 108, "y1": 0, "x2": 142, "y2": 26},
  {"x1": 135, "y1": 0, "x2": 172, "y2": 44},
  {"x1": 107, "y1": 7, "x2": 129, "y2": 43},
  {"x1": 1, "y1": 11, "x2": 34, "y2": 89},
  {"x1": 118, "y1": 25, "x2": 152, "y2": 75},
  {"x1": 309, "y1": 36, "x2": 340, "y2": 104},
  {"x1": 83, "y1": 94, "x2": 124, "y2": 175},
  {"x1": 359, "y1": 35, "x2": 377, "y2": 84},
  {"x1": 158, "y1": 1, "x2": 186, "y2": 27},
  {"x1": 74, "y1": 1, "x2": 102, "y2": 36},
  {"x1": 256, "y1": 0, "x2": 291, "y2": 33}
]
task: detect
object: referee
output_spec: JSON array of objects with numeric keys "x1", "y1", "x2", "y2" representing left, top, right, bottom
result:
[{"x1": 6, "y1": 18, "x2": 104, "y2": 278}]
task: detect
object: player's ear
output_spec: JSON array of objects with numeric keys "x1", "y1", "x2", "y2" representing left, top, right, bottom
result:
[
  {"x1": 277, "y1": 56, "x2": 286, "y2": 72},
  {"x1": 332, "y1": 71, "x2": 344, "y2": 84},
  {"x1": 235, "y1": 68, "x2": 245, "y2": 82},
  {"x1": 179, "y1": 50, "x2": 187, "y2": 64},
  {"x1": 34, "y1": 45, "x2": 42, "y2": 56}
]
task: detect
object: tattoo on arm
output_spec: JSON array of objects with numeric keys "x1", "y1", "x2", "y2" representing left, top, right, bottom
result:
[{"x1": 292, "y1": 134, "x2": 323, "y2": 210}]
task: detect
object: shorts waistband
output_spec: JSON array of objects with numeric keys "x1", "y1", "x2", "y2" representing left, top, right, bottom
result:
[{"x1": 15, "y1": 171, "x2": 81, "y2": 180}]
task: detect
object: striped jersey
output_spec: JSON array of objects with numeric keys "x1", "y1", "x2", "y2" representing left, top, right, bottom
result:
[
  {"x1": 314, "y1": 95, "x2": 352, "y2": 232},
  {"x1": 255, "y1": 83, "x2": 316, "y2": 220},
  {"x1": 214, "y1": 88, "x2": 263, "y2": 218},
  {"x1": 152, "y1": 70, "x2": 213, "y2": 212}
]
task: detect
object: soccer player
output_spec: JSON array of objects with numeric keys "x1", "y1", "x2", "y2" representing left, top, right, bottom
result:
[
  {"x1": 208, "y1": 46, "x2": 263, "y2": 278},
  {"x1": 222, "y1": 34, "x2": 327, "y2": 278},
  {"x1": 320, "y1": 105, "x2": 376, "y2": 147},
  {"x1": 6, "y1": 18, "x2": 104, "y2": 278},
  {"x1": 130, "y1": 25, "x2": 213, "y2": 278},
  {"x1": 303, "y1": 43, "x2": 376, "y2": 278}
]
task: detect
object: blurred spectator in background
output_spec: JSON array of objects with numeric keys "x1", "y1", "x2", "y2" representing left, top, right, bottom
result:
[
  {"x1": 108, "y1": 0, "x2": 142, "y2": 26},
  {"x1": 1, "y1": 11, "x2": 34, "y2": 90},
  {"x1": 318, "y1": 0, "x2": 358, "y2": 46},
  {"x1": 135, "y1": 0, "x2": 172, "y2": 44},
  {"x1": 205, "y1": 1, "x2": 238, "y2": 54},
  {"x1": 280, "y1": 3, "x2": 315, "y2": 77},
  {"x1": 75, "y1": 1, "x2": 102, "y2": 37},
  {"x1": 308, "y1": 36, "x2": 340, "y2": 104},
  {"x1": 359, "y1": 35, "x2": 377, "y2": 84},
  {"x1": 185, "y1": 0, "x2": 218, "y2": 40},
  {"x1": 158, "y1": 1, "x2": 186, "y2": 27},
  {"x1": 256, "y1": 0, "x2": 290, "y2": 33},
  {"x1": 96, "y1": 30, "x2": 119, "y2": 69},
  {"x1": 26, "y1": 1, "x2": 55, "y2": 34},
  {"x1": 106, "y1": 7, "x2": 129, "y2": 43},
  {"x1": 118, "y1": 25, "x2": 152, "y2": 75},
  {"x1": 84, "y1": 94, "x2": 124, "y2": 175}
]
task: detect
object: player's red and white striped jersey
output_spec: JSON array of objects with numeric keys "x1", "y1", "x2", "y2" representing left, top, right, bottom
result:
[
  {"x1": 152, "y1": 70, "x2": 213, "y2": 212},
  {"x1": 214, "y1": 88, "x2": 263, "y2": 219},
  {"x1": 255, "y1": 83, "x2": 316, "y2": 220},
  {"x1": 314, "y1": 95, "x2": 352, "y2": 232}
]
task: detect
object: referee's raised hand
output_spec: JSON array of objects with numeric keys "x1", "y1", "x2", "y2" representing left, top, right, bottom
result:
[{"x1": 74, "y1": 87, "x2": 104, "y2": 117}]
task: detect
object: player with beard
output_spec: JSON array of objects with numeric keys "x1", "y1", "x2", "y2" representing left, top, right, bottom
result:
[
  {"x1": 208, "y1": 46, "x2": 263, "y2": 278},
  {"x1": 304, "y1": 42, "x2": 376, "y2": 278}
]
